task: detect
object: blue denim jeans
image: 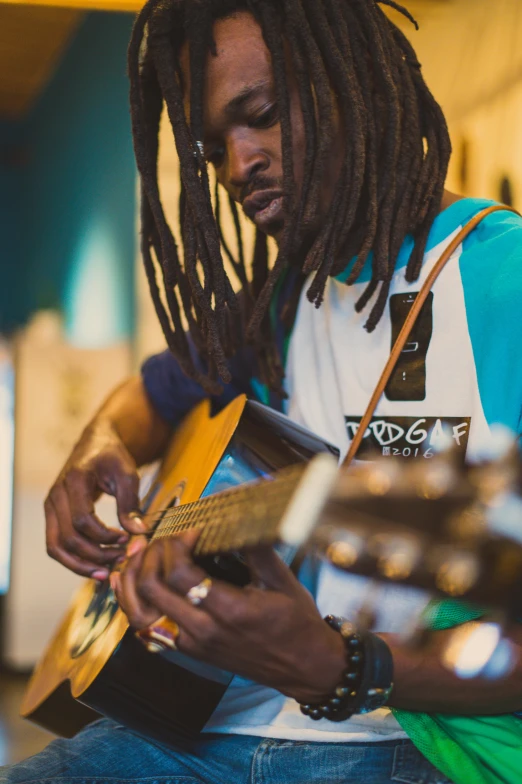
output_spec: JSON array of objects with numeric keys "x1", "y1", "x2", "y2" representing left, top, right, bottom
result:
[{"x1": 0, "y1": 718, "x2": 453, "y2": 784}]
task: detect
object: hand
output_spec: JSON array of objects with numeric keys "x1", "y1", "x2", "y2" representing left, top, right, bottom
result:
[
  {"x1": 45, "y1": 421, "x2": 147, "y2": 581},
  {"x1": 112, "y1": 532, "x2": 346, "y2": 704}
]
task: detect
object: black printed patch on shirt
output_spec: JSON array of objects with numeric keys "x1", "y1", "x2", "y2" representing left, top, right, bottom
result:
[
  {"x1": 344, "y1": 416, "x2": 471, "y2": 460},
  {"x1": 385, "y1": 292, "x2": 434, "y2": 402}
]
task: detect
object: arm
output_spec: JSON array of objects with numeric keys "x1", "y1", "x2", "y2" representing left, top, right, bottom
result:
[
  {"x1": 88, "y1": 375, "x2": 173, "y2": 467},
  {"x1": 381, "y1": 625, "x2": 522, "y2": 714}
]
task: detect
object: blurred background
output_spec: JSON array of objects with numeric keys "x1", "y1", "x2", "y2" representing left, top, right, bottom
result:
[{"x1": 0, "y1": 0, "x2": 520, "y2": 766}]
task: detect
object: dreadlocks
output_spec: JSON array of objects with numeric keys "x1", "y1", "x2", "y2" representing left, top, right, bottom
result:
[{"x1": 128, "y1": 0, "x2": 451, "y2": 395}]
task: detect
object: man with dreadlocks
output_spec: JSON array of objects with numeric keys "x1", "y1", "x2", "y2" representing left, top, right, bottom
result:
[{"x1": 4, "y1": 1, "x2": 522, "y2": 783}]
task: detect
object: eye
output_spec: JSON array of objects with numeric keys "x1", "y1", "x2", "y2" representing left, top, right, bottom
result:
[{"x1": 249, "y1": 103, "x2": 279, "y2": 130}]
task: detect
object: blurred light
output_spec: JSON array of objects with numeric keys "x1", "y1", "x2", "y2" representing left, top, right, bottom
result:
[
  {"x1": 65, "y1": 219, "x2": 127, "y2": 348},
  {"x1": 443, "y1": 622, "x2": 502, "y2": 679},
  {"x1": 0, "y1": 342, "x2": 14, "y2": 594}
]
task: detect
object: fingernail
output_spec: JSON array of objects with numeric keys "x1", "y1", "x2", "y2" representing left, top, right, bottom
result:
[
  {"x1": 129, "y1": 514, "x2": 146, "y2": 532},
  {"x1": 127, "y1": 537, "x2": 147, "y2": 558},
  {"x1": 117, "y1": 534, "x2": 129, "y2": 544},
  {"x1": 92, "y1": 569, "x2": 109, "y2": 581},
  {"x1": 115, "y1": 554, "x2": 126, "y2": 565}
]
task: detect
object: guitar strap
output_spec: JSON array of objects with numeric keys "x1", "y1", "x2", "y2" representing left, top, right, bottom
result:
[{"x1": 341, "y1": 205, "x2": 521, "y2": 469}]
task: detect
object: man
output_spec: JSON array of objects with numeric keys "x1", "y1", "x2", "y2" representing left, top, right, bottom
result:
[{"x1": 3, "y1": 1, "x2": 522, "y2": 782}]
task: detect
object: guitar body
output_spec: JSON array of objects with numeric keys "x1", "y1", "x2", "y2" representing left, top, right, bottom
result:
[{"x1": 21, "y1": 396, "x2": 338, "y2": 744}]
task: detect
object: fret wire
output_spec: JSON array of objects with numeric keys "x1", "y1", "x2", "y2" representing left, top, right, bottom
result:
[{"x1": 155, "y1": 463, "x2": 308, "y2": 551}]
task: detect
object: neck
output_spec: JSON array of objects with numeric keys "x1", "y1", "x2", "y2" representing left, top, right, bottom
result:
[{"x1": 438, "y1": 189, "x2": 464, "y2": 214}]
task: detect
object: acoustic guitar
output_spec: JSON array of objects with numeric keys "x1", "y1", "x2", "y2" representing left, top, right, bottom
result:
[
  {"x1": 20, "y1": 395, "x2": 340, "y2": 744},
  {"x1": 21, "y1": 395, "x2": 522, "y2": 747}
]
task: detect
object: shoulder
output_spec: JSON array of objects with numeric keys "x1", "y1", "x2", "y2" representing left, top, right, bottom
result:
[{"x1": 456, "y1": 200, "x2": 522, "y2": 310}]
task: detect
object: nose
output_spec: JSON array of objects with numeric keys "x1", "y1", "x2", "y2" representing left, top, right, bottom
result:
[{"x1": 225, "y1": 135, "x2": 269, "y2": 194}]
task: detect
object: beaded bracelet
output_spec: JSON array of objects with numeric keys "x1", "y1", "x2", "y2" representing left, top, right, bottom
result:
[{"x1": 299, "y1": 615, "x2": 393, "y2": 722}]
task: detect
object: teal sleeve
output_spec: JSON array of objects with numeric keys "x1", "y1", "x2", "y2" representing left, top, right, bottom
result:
[{"x1": 460, "y1": 208, "x2": 522, "y2": 434}]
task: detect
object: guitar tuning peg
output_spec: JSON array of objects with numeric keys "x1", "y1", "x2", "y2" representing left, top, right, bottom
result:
[
  {"x1": 448, "y1": 504, "x2": 486, "y2": 542},
  {"x1": 325, "y1": 532, "x2": 366, "y2": 570},
  {"x1": 434, "y1": 550, "x2": 480, "y2": 597},
  {"x1": 413, "y1": 459, "x2": 456, "y2": 500},
  {"x1": 373, "y1": 535, "x2": 421, "y2": 581},
  {"x1": 362, "y1": 462, "x2": 399, "y2": 497}
]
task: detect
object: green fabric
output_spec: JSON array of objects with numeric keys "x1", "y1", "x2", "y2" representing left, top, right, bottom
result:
[{"x1": 391, "y1": 601, "x2": 522, "y2": 784}]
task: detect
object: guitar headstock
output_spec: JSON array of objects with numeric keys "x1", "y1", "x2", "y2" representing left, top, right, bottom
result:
[{"x1": 313, "y1": 429, "x2": 522, "y2": 617}]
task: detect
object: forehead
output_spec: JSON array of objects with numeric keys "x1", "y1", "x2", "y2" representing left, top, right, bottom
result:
[{"x1": 180, "y1": 12, "x2": 273, "y2": 112}]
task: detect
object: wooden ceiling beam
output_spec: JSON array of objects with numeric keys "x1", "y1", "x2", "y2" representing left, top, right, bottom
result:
[{"x1": 0, "y1": 0, "x2": 141, "y2": 11}]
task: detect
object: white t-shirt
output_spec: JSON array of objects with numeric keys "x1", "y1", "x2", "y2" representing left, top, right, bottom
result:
[{"x1": 204, "y1": 199, "x2": 522, "y2": 742}]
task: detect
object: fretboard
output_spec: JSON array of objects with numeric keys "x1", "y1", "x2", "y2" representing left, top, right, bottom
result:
[{"x1": 152, "y1": 462, "x2": 309, "y2": 556}]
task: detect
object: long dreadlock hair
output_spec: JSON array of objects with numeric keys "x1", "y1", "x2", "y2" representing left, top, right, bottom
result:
[{"x1": 128, "y1": 0, "x2": 451, "y2": 395}]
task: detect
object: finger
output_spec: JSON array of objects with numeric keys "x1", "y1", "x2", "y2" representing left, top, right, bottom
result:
[
  {"x1": 147, "y1": 537, "x2": 250, "y2": 625},
  {"x1": 96, "y1": 453, "x2": 146, "y2": 535},
  {"x1": 45, "y1": 496, "x2": 111, "y2": 580},
  {"x1": 63, "y1": 471, "x2": 128, "y2": 545},
  {"x1": 126, "y1": 535, "x2": 148, "y2": 559},
  {"x1": 51, "y1": 485, "x2": 125, "y2": 568},
  {"x1": 112, "y1": 550, "x2": 161, "y2": 629},
  {"x1": 242, "y1": 545, "x2": 299, "y2": 592}
]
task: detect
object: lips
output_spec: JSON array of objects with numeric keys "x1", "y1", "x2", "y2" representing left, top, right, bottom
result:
[{"x1": 242, "y1": 189, "x2": 284, "y2": 229}]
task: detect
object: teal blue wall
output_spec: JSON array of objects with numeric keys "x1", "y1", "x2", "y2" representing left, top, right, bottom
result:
[
  {"x1": 0, "y1": 123, "x2": 26, "y2": 331},
  {"x1": 0, "y1": 11, "x2": 136, "y2": 343}
]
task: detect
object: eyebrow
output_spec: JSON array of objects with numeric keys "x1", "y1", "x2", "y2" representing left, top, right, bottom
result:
[{"x1": 224, "y1": 80, "x2": 272, "y2": 117}]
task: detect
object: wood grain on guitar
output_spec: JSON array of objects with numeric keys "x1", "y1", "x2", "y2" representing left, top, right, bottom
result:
[{"x1": 20, "y1": 397, "x2": 522, "y2": 747}]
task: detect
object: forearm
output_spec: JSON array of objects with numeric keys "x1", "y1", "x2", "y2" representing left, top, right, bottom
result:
[
  {"x1": 381, "y1": 623, "x2": 522, "y2": 714},
  {"x1": 85, "y1": 376, "x2": 173, "y2": 467}
]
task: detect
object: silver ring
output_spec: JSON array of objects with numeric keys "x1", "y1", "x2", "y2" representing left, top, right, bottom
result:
[{"x1": 185, "y1": 577, "x2": 212, "y2": 607}]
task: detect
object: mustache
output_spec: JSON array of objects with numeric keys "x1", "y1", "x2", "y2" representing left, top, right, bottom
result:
[{"x1": 240, "y1": 175, "x2": 284, "y2": 205}]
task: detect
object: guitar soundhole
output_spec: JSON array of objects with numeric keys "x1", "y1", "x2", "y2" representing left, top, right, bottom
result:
[{"x1": 69, "y1": 581, "x2": 119, "y2": 659}]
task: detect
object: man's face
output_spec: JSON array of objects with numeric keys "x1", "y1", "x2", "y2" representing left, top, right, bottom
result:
[{"x1": 180, "y1": 11, "x2": 341, "y2": 246}]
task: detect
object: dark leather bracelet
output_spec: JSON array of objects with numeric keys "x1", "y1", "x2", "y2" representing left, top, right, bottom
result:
[{"x1": 298, "y1": 615, "x2": 394, "y2": 722}]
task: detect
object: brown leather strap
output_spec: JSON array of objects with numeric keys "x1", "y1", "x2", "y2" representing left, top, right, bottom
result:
[{"x1": 342, "y1": 205, "x2": 521, "y2": 468}]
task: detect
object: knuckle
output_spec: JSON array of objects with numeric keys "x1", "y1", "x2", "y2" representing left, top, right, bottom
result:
[
  {"x1": 61, "y1": 534, "x2": 79, "y2": 554},
  {"x1": 225, "y1": 604, "x2": 247, "y2": 627},
  {"x1": 46, "y1": 541, "x2": 60, "y2": 561},
  {"x1": 72, "y1": 515, "x2": 91, "y2": 535},
  {"x1": 165, "y1": 561, "x2": 192, "y2": 590}
]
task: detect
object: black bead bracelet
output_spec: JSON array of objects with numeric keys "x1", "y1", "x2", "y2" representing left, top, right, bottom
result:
[{"x1": 299, "y1": 615, "x2": 394, "y2": 723}]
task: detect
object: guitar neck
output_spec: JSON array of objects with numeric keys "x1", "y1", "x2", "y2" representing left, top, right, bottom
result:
[{"x1": 152, "y1": 462, "x2": 313, "y2": 555}]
